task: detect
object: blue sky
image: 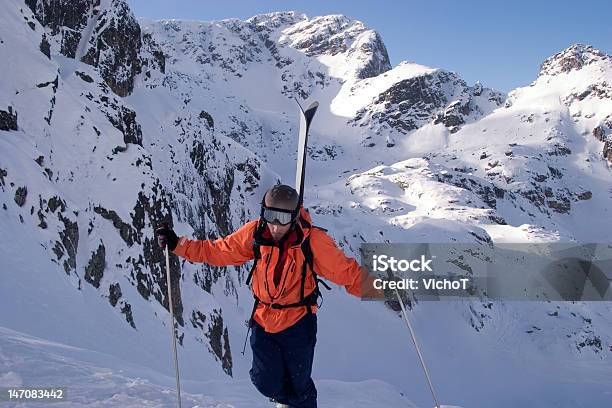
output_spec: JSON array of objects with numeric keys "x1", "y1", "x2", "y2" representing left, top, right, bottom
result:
[{"x1": 127, "y1": 0, "x2": 611, "y2": 93}]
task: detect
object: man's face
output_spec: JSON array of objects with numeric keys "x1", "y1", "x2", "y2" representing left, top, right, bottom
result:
[
  {"x1": 268, "y1": 222, "x2": 291, "y2": 242},
  {"x1": 264, "y1": 191, "x2": 296, "y2": 241}
]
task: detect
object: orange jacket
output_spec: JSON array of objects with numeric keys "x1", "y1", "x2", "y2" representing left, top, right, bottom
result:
[{"x1": 173, "y1": 208, "x2": 373, "y2": 333}]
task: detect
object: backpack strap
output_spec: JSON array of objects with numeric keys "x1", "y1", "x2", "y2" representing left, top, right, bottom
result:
[
  {"x1": 257, "y1": 290, "x2": 319, "y2": 309},
  {"x1": 245, "y1": 242, "x2": 260, "y2": 287},
  {"x1": 300, "y1": 237, "x2": 312, "y2": 313},
  {"x1": 299, "y1": 234, "x2": 331, "y2": 313},
  {"x1": 241, "y1": 233, "x2": 263, "y2": 355},
  {"x1": 246, "y1": 220, "x2": 267, "y2": 287},
  {"x1": 303, "y1": 227, "x2": 332, "y2": 290}
]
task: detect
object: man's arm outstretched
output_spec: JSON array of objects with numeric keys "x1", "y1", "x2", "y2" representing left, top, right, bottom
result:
[
  {"x1": 157, "y1": 221, "x2": 257, "y2": 266},
  {"x1": 309, "y1": 228, "x2": 381, "y2": 299}
]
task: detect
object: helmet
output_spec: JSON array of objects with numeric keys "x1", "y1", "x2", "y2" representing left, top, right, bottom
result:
[{"x1": 261, "y1": 184, "x2": 299, "y2": 225}]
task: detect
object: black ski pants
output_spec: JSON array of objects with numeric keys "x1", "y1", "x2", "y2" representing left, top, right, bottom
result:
[{"x1": 249, "y1": 313, "x2": 317, "y2": 408}]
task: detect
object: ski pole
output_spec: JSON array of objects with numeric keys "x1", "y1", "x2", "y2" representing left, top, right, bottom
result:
[
  {"x1": 165, "y1": 246, "x2": 183, "y2": 408},
  {"x1": 394, "y1": 288, "x2": 441, "y2": 408}
]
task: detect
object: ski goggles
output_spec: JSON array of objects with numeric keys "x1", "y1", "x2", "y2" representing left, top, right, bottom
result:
[{"x1": 261, "y1": 206, "x2": 297, "y2": 226}]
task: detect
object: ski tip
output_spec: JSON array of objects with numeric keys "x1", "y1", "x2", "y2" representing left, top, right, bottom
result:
[
  {"x1": 304, "y1": 101, "x2": 319, "y2": 123},
  {"x1": 307, "y1": 101, "x2": 319, "y2": 111},
  {"x1": 294, "y1": 99, "x2": 319, "y2": 114}
]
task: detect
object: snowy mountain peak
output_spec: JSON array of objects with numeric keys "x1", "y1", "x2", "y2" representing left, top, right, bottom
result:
[
  {"x1": 26, "y1": 0, "x2": 163, "y2": 97},
  {"x1": 539, "y1": 43, "x2": 611, "y2": 77},
  {"x1": 281, "y1": 13, "x2": 365, "y2": 54},
  {"x1": 246, "y1": 10, "x2": 307, "y2": 29},
  {"x1": 279, "y1": 13, "x2": 391, "y2": 79}
]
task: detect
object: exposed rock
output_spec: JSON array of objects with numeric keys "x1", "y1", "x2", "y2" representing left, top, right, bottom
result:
[
  {"x1": 546, "y1": 200, "x2": 568, "y2": 213},
  {"x1": 434, "y1": 98, "x2": 472, "y2": 133},
  {"x1": 25, "y1": 0, "x2": 90, "y2": 58},
  {"x1": 308, "y1": 143, "x2": 342, "y2": 160},
  {"x1": 434, "y1": 171, "x2": 505, "y2": 209},
  {"x1": 519, "y1": 184, "x2": 575, "y2": 215},
  {"x1": 199, "y1": 111, "x2": 214, "y2": 129},
  {"x1": 84, "y1": 243, "x2": 106, "y2": 288},
  {"x1": 206, "y1": 175, "x2": 235, "y2": 238},
  {"x1": 604, "y1": 140, "x2": 612, "y2": 163},
  {"x1": 355, "y1": 73, "x2": 447, "y2": 133},
  {"x1": 0, "y1": 106, "x2": 18, "y2": 131},
  {"x1": 247, "y1": 11, "x2": 304, "y2": 31},
  {"x1": 39, "y1": 33, "x2": 50, "y2": 58},
  {"x1": 75, "y1": 71, "x2": 94, "y2": 83},
  {"x1": 14, "y1": 186, "x2": 27, "y2": 207},
  {"x1": 206, "y1": 309, "x2": 233, "y2": 376},
  {"x1": 94, "y1": 205, "x2": 137, "y2": 246},
  {"x1": 27, "y1": 0, "x2": 162, "y2": 97},
  {"x1": 130, "y1": 181, "x2": 184, "y2": 326},
  {"x1": 577, "y1": 335, "x2": 603, "y2": 353},
  {"x1": 107, "y1": 280, "x2": 137, "y2": 328},
  {"x1": 592, "y1": 116, "x2": 612, "y2": 163},
  {"x1": 352, "y1": 31, "x2": 391, "y2": 80},
  {"x1": 221, "y1": 326, "x2": 232, "y2": 375},
  {"x1": 546, "y1": 144, "x2": 572, "y2": 156},
  {"x1": 37, "y1": 209, "x2": 47, "y2": 229},
  {"x1": 173, "y1": 127, "x2": 245, "y2": 302},
  {"x1": 577, "y1": 191, "x2": 592, "y2": 200},
  {"x1": 567, "y1": 83, "x2": 612, "y2": 103},
  {"x1": 141, "y1": 32, "x2": 166, "y2": 75},
  {"x1": 286, "y1": 15, "x2": 371, "y2": 61},
  {"x1": 47, "y1": 196, "x2": 66, "y2": 213},
  {"x1": 80, "y1": 1, "x2": 143, "y2": 97},
  {"x1": 108, "y1": 282, "x2": 122, "y2": 307},
  {"x1": 54, "y1": 213, "x2": 79, "y2": 275},
  {"x1": 188, "y1": 138, "x2": 236, "y2": 236},
  {"x1": 547, "y1": 166, "x2": 563, "y2": 179},
  {"x1": 120, "y1": 302, "x2": 136, "y2": 328},
  {"x1": 534, "y1": 174, "x2": 548, "y2": 183},
  {"x1": 36, "y1": 75, "x2": 59, "y2": 90},
  {"x1": 539, "y1": 44, "x2": 610, "y2": 76},
  {"x1": 190, "y1": 310, "x2": 207, "y2": 329},
  {"x1": 351, "y1": 70, "x2": 491, "y2": 135},
  {"x1": 593, "y1": 123, "x2": 606, "y2": 142},
  {"x1": 106, "y1": 106, "x2": 143, "y2": 146}
]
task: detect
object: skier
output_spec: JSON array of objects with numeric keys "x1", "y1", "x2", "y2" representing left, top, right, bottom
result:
[{"x1": 156, "y1": 184, "x2": 380, "y2": 408}]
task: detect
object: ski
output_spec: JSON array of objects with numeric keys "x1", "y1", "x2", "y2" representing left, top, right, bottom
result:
[{"x1": 294, "y1": 99, "x2": 319, "y2": 204}]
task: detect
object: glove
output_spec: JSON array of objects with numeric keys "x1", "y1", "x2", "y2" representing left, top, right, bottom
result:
[
  {"x1": 156, "y1": 224, "x2": 178, "y2": 251},
  {"x1": 382, "y1": 286, "x2": 403, "y2": 312}
]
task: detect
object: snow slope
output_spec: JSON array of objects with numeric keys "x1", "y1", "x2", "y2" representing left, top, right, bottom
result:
[{"x1": 0, "y1": 326, "x2": 417, "y2": 407}]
